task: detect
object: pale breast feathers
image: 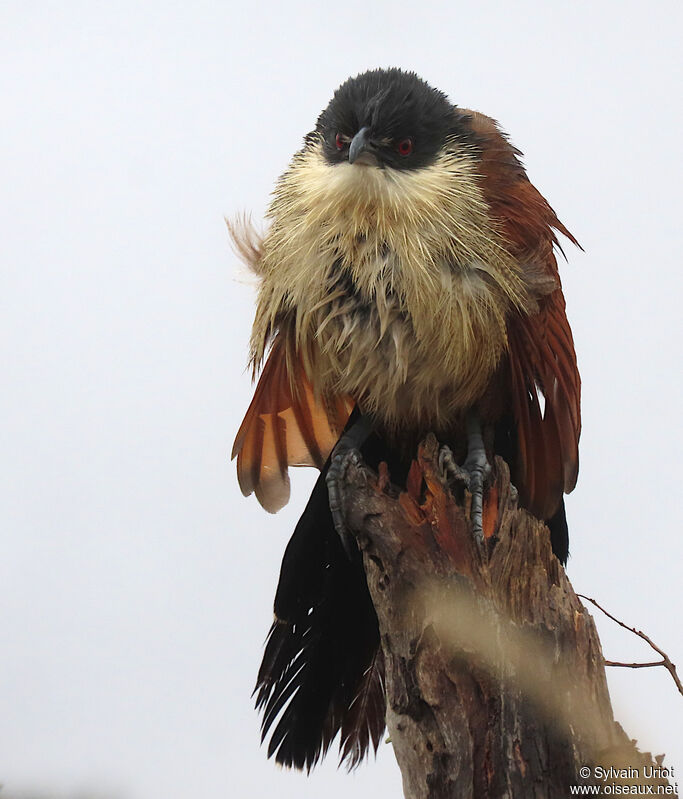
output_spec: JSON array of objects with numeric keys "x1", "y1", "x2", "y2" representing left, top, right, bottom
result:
[
  {"x1": 230, "y1": 113, "x2": 577, "y2": 514},
  {"x1": 242, "y1": 138, "x2": 550, "y2": 429}
]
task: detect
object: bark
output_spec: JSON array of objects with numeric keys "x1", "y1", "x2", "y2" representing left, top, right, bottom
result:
[{"x1": 342, "y1": 435, "x2": 677, "y2": 799}]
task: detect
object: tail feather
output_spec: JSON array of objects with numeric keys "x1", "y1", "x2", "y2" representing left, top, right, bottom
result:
[
  {"x1": 340, "y1": 647, "x2": 386, "y2": 768},
  {"x1": 254, "y1": 465, "x2": 385, "y2": 770}
]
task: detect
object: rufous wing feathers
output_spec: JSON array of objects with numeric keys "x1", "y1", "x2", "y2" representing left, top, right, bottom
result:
[{"x1": 232, "y1": 334, "x2": 354, "y2": 512}]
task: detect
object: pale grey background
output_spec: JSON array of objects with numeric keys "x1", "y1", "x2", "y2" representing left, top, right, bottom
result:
[{"x1": 1, "y1": 1, "x2": 681, "y2": 797}]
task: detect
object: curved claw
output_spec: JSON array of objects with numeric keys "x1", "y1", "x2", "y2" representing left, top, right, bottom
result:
[
  {"x1": 439, "y1": 445, "x2": 470, "y2": 488},
  {"x1": 326, "y1": 447, "x2": 363, "y2": 557},
  {"x1": 325, "y1": 412, "x2": 374, "y2": 559}
]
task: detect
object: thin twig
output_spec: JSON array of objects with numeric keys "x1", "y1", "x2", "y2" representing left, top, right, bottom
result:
[{"x1": 578, "y1": 594, "x2": 683, "y2": 697}]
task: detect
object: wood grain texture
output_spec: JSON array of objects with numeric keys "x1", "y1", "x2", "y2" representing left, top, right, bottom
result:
[{"x1": 341, "y1": 437, "x2": 676, "y2": 798}]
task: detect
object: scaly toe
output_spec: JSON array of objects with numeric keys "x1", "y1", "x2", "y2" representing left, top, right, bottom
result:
[
  {"x1": 439, "y1": 445, "x2": 471, "y2": 489},
  {"x1": 326, "y1": 447, "x2": 363, "y2": 557}
]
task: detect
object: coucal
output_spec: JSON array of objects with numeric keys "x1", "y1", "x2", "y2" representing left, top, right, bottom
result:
[{"x1": 231, "y1": 68, "x2": 581, "y2": 771}]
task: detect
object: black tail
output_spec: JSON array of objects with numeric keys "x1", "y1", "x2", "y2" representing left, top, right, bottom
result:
[{"x1": 254, "y1": 463, "x2": 385, "y2": 770}]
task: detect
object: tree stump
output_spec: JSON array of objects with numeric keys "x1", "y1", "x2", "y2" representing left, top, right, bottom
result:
[{"x1": 342, "y1": 435, "x2": 677, "y2": 799}]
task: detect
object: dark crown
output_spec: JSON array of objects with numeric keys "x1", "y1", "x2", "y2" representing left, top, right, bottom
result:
[{"x1": 315, "y1": 68, "x2": 470, "y2": 170}]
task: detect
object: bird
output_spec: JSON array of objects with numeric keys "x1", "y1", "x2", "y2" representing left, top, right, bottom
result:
[{"x1": 230, "y1": 67, "x2": 581, "y2": 772}]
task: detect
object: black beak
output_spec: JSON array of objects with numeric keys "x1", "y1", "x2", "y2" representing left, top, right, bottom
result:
[{"x1": 348, "y1": 127, "x2": 373, "y2": 165}]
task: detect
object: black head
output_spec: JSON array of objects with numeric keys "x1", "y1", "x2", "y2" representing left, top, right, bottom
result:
[{"x1": 315, "y1": 68, "x2": 464, "y2": 171}]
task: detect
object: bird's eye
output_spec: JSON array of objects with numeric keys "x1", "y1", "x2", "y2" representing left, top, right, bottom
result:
[
  {"x1": 397, "y1": 138, "x2": 413, "y2": 156},
  {"x1": 335, "y1": 133, "x2": 345, "y2": 151}
]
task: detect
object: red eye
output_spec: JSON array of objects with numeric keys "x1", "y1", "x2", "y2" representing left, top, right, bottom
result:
[
  {"x1": 397, "y1": 138, "x2": 413, "y2": 156},
  {"x1": 335, "y1": 133, "x2": 345, "y2": 150}
]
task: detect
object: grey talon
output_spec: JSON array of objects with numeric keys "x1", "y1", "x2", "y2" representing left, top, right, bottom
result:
[
  {"x1": 439, "y1": 413, "x2": 492, "y2": 545},
  {"x1": 326, "y1": 413, "x2": 374, "y2": 558}
]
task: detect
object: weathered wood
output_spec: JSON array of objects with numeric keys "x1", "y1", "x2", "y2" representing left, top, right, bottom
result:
[{"x1": 342, "y1": 435, "x2": 677, "y2": 799}]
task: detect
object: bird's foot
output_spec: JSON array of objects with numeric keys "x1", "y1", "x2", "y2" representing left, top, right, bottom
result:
[
  {"x1": 439, "y1": 445, "x2": 469, "y2": 488},
  {"x1": 326, "y1": 412, "x2": 374, "y2": 558},
  {"x1": 439, "y1": 444, "x2": 492, "y2": 544},
  {"x1": 326, "y1": 446, "x2": 363, "y2": 557}
]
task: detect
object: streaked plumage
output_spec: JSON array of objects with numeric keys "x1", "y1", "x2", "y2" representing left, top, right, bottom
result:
[{"x1": 231, "y1": 68, "x2": 581, "y2": 770}]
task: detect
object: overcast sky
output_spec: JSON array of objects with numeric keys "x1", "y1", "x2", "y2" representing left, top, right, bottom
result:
[{"x1": 1, "y1": 2, "x2": 681, "y2": 797}]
